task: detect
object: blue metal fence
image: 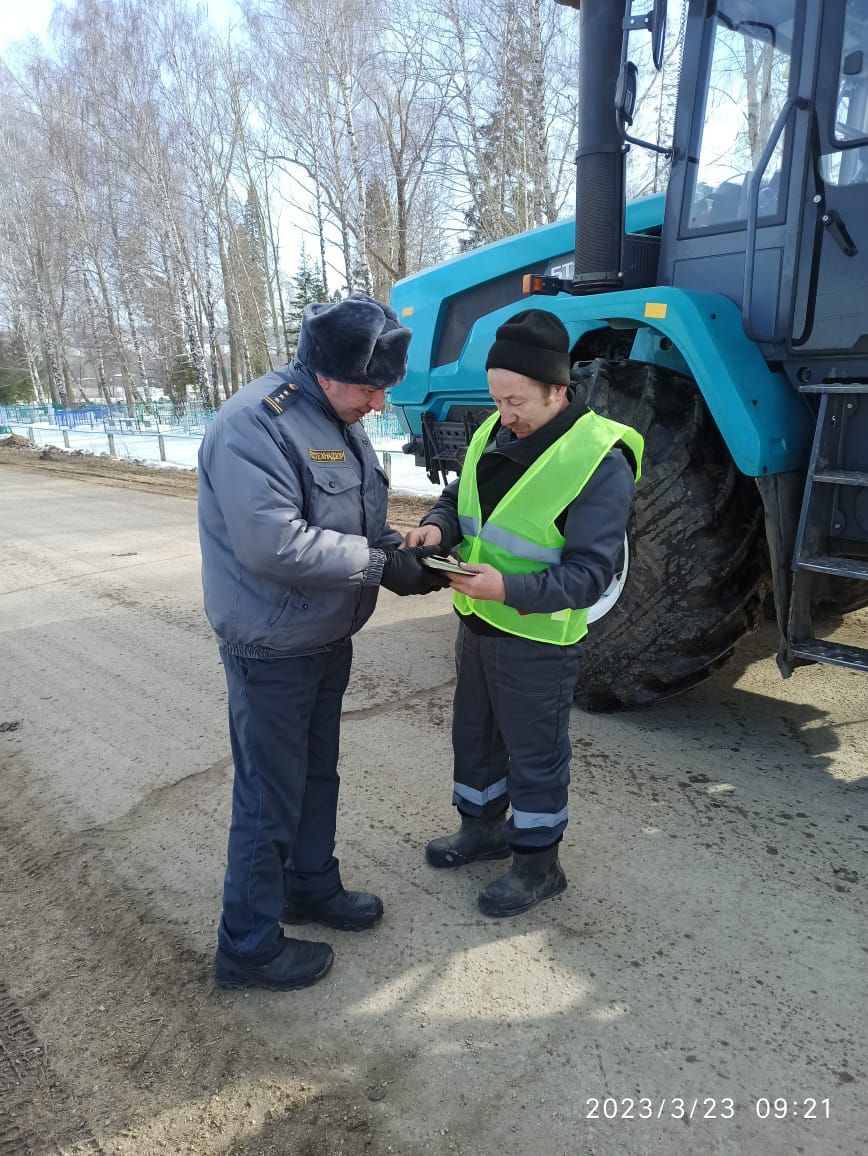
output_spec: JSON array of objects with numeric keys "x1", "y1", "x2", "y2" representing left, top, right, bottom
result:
[{"x1": 54, "y1": 406, "x2": 112, "y2": 428}]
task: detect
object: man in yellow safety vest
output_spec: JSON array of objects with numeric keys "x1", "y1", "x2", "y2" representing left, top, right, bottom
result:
[{"x1": 405, "y1": 309, "x2": 643, "y2": 917}]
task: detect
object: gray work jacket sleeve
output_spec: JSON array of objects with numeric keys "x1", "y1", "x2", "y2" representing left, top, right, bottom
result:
[
  {"x1": 206, "y1": 407, "x2": 371, "y2": 587},
  {"x1": 502, "y1": 451, "x2": 636, "y2": 613},
  {"x1": 420, "y1": 480, "x2": 462, "y2": 550},
  {"x1": 376, "y1": 524, "x2": 404, "y2": 550}
]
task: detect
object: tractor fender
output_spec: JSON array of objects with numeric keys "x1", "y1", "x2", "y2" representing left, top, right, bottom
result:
[{"x1": 455, "y1": 288, "x2": 813, "y2": 477}]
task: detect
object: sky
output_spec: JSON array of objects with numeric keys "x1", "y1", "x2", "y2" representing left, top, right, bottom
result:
[
  {"x1": 0, "y1": 0, "x2": 691, "y2": 285},
  {"x1": 0, "y1": 0, "x2": 242, "y2": 52},
  {"x1": 0, "y1": 0, "x2": 338, "y2": 284},
  {"x1": 0, "y1": 0, "x2": 56, "y2": 50}
]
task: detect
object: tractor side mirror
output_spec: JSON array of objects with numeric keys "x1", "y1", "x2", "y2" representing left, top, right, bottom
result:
[
  {"x1": 616, "y1": 61, "x2": 639, "y2": 127},
  {"x1": 624, "y1": 0, "x2": 668, "y2": 71},
  {"x1": 650, "y1": 0, "x2": 667, "y2": 71},
  {"x1": 616, "y1": 59, "x2": 672, "y2": 158},
  {"x1": 618, "y1": 0, "x2": 673, "y2": 157}
]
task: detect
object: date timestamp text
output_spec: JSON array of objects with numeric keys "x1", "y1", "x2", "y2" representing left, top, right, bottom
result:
[{"x1": 584, "y1": 1097, "x2": 831, "y2": 1121}]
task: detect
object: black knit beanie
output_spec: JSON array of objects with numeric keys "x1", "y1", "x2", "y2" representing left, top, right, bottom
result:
[{"x1": 485, "y1": 309, "x2": 570, "y2": 387}]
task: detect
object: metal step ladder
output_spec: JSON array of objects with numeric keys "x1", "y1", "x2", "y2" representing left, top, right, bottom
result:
[{"x1": 788, "y1": 383, "x2": 868, "y2": 672}]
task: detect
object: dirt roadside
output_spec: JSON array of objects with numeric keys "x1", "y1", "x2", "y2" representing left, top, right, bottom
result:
[{"x1": 0, "y1": 458, "x2": 865, "y2": 1156}]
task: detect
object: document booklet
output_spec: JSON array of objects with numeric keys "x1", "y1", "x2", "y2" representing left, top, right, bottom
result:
[{"x1": 421, "y1": 555, "x2": 470, "y2": 575}]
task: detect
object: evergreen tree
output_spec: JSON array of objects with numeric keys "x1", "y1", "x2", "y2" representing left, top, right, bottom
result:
[
  {"x1": 286, "y1": 244, "x2": 329, "y2": 353},
  {"x1": 242, "y1": 184, "x2": 268, "y2": 265},
  {"x1": 366, "y1": 175, "x2": 396, "y2": 301},
  {"x1": 167, "y1": 350, "x2": 196, "y2": 403},
  {"x1": 0, "y1": 331, "x2": 34, "y2": 406},
  {"x1": 460, "y1": 1, "x2": 550, "y2": 251},
  {"x1": 461, "y1": 67, "x2": 551, "y2": 252},
  {"x1": 234, "y1": 185, "x2": 271, "y2": 377}
]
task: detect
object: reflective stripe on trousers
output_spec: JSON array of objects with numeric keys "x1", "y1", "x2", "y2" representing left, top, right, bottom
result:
[
  {"x1": 512, "y1": 805, "x2": 569, "y2": 829},
  {"x1": 453, "y1": 777, "x2": 509, "y2": 808},
  {"x1": 450, "y1": 622, "x2": 583, "y2": 850}
]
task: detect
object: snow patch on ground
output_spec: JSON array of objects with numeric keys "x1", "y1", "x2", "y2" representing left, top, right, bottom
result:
[{"x1": 7, "y1": 421, "x2": 442, "y2": 497}]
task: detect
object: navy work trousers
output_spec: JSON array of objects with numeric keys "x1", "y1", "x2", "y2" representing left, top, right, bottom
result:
[
  {"x1": 217, "y1": 640, "x2": 353, "y2": 962},
  {"x1": 451, "y1": 622, "x2": 583, "y2": 851}
]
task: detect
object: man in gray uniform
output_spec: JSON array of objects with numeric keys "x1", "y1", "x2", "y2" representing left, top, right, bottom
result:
[{"x1": 199, "y1": 293, "x2": 443, "y2": 991}]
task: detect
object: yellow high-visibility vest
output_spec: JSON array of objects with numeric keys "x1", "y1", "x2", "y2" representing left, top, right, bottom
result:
[{"x1": 454, "y1": 409, "x2": 643, "y2": 645}]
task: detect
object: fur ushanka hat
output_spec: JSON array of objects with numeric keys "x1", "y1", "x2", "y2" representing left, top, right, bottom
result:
[{"x1": 296, "y1": 292, "x2": 412, "y2": 390}]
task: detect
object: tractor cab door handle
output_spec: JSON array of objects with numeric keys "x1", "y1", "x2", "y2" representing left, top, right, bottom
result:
[{"x1": 822, "y1": 208, "x2": 858, "y2": 257}]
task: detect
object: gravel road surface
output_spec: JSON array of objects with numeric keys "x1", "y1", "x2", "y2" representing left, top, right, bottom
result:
[{"x1": 0, "y1": 456, "x2": 865, "y2": 1156}]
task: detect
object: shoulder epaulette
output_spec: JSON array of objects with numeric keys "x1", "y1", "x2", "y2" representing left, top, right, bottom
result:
[{"x1": 262, "y1": 380, "x2": 299, "y2": 416}]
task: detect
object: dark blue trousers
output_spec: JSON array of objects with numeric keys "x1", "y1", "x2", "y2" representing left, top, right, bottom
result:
[
  {"x1": 451, "y1": 623, "x2": 583, "y2": 851},
  {"x1": 217, "y1": 640, "x2": 353, "y2": 962}
]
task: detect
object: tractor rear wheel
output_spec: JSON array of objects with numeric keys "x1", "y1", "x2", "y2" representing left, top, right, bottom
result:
[{"x1": 572, "y1": 359, "x2": 770, "y2": 709}]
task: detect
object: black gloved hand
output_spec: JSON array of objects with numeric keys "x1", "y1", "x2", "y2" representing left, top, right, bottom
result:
[{"x1": 380, "y1": 546, "x2": 449, "y2": 597}]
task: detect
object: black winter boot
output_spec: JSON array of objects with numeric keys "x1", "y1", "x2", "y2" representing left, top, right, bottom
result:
[
  {"x1": 214, "y1": 936, "x2": 334, "y2": 991},
  {"x1": 282, "y1": 889, "x2": 383, "y2": 932},
  {"x1": 477, "y1": 844, "x2": 566, "y2": 917},
  {"x1": 425, "y1": 812, "x2": 511, "y2": 868}
]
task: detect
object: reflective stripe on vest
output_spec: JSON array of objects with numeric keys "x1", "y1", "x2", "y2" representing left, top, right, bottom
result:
[
  {"x1": 454, "y1": 408, "x2": 643, "y2": 645},
  {"x1": 480, "y1": 523, "x2": 563, "y2": 565}
]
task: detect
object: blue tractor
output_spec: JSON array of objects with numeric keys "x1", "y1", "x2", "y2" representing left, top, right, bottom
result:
[{"x1": 389, "y1": 0, "x2": 868, "y2": 708}]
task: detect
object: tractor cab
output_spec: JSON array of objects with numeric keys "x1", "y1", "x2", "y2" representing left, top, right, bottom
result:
[{"x1": 661, "y1": 0, "x2": 868, "y2": 381}]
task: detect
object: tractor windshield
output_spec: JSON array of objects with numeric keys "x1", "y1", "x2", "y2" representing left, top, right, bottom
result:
[{"x1": 687, "y1": 0, "x2": 799, "y2": 231}]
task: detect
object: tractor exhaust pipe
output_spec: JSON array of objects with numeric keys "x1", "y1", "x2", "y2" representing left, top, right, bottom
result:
[{"x1": 572, "y1": 0, "x2": 625, "y2": 293}]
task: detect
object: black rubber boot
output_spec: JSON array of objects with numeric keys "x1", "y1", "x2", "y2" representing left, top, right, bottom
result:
[
  {"x1": 477, "y1": 844, "x2": 566, "y2": 917},
  {"x1": 425, "y1": 812, "x2": 511, "y2": 868},
  {"x1": 282, "y1": 889, "x2": 384, "y2": 932},
  {"x1": 214, "y1": 936, "x2": 334, "y2": 991}
]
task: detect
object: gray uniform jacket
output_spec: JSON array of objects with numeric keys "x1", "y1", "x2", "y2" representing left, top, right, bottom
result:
[{"x1": 198, "y1": 361, "x2": 401, "y2": 656}]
